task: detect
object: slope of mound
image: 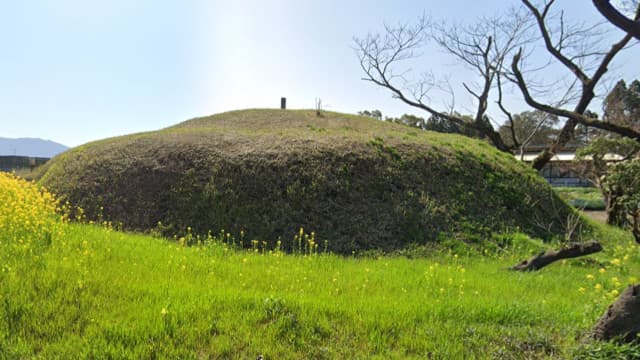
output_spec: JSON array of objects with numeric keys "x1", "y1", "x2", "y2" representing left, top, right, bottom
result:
[{"x1": 39, "y1": 109, "x2": 577, "y2": 253}]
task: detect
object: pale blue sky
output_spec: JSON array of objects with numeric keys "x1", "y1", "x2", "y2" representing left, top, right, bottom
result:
[{"x1": 1, "y1": 1, "x2": 638, "y2": 147}]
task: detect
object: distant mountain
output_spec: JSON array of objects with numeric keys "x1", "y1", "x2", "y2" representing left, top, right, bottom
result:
[{"x1": 0, "y1": 137, "x2": 69, "y2": 158}]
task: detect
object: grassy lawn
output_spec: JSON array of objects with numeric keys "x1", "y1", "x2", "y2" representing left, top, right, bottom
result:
[
  {"x1": 555, "y1": 187, "x2": 606, "y2": 211},
  {"x1": 3, "y1": 220, "x2": 640, "y2": 359},
  {"x1": 3, "y1": 172, "x2": 640, "y2": 359}
]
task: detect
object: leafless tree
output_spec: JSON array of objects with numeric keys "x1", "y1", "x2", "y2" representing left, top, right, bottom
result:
[
  {"x1": 593, "y1": 0, "x2": 640, "y2": 39},
  {"x1": 512, "y1": 0, "x2": 640, "y2": 170},
  {"x1": 354, "y1": 10, "x2": 533, "y2": 152},
  {"x1": 355, "y1": 1, "x2": 640, "y2": 170}
]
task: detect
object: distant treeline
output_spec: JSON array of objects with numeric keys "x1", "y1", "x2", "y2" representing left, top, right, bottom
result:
[{"x1": 0, "y1": 156, "x2": 49, "y2": 172}]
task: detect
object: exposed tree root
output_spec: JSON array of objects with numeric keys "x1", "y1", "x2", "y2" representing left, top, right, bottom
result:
[
  {"x1": 510, "y1": 241, "x2": 602, "y2": 271},
  {"x1": 591, "y1": 284, "x2": 640, "y2": 342}
]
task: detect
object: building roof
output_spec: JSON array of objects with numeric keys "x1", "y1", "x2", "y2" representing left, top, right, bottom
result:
[{"x1": 517, "y1": 152, "x2": 624, "y2": 162}]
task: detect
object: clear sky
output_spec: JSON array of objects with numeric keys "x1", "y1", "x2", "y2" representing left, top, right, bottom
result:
[{"x1": 1, "y1": 0, "x2": 638, "y2": 147}]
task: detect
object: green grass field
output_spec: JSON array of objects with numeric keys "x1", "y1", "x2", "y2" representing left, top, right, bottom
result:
[
  {"x1": 555, "y1": 187, "x2": 606, "y2": 211},
  {"x1": 3, "y1": 160, "x2": 640, "y2": 359},
  {"x1": 3, "y1": 221, "x2": 640, "y2": 358}
]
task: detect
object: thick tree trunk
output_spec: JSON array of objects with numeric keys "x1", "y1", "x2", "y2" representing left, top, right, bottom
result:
[
  {"x1": 510, "y1": 241, "x2": 602, "y2": 271},
  {"x1": 532, "y1": 119, "x2": 579, "y2": 171},
  {"x1": 606, "y1": 197, "x2": 620, "y2": 226},
  {"x1": 632, "y1": 212, "x2": 640, "y2": 244},
  {"x1": 591, "y1": 284, "x2": 640, "y2": 342},
  {"x1": 605, "y1": 192, "x2": 627, "y2": 227}
]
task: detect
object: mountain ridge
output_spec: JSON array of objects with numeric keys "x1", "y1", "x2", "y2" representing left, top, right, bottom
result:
[{"x1": 0, "y1": 137, "x2": 68, "y2": 158}]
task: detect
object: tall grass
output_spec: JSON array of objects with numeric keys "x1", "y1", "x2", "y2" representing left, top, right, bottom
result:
[{"x1": 1, "y1": 172, "x2": 639, "y2": 358}]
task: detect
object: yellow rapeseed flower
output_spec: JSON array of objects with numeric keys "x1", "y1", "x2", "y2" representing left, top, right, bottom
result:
[
  {"x1": 0, "y1": 172, "x2": 64, "y2": 248},
  {"x1": 611, "y1": 258, "x2": 621, "y2": 266}
]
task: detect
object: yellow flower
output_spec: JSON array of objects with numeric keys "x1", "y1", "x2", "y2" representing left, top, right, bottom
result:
[
  {"x1": 611, "y1": 258, "x2": 621, "y2": 266},
  {"x1": 586, "y1": 274, "x2": 595, "y2": 280},
  {"x1": 161, "y1": 308, "x2": 168, "y2": 316},
  {"x1": 595, "y1": 283, "x2": 602, "y2": 290},
  {"x1": 578, "y1": 287, "x2": 586, "y2": 293},
  {"x1": 599, "y1": 268, "x2": 606, "y2": 274}
]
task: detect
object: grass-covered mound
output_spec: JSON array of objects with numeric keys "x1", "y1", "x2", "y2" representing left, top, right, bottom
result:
[{"x1": 39, "y1": 109, "x2": 577, "y2": 253}]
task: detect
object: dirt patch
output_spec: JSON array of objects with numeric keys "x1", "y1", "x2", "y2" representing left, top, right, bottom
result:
[{"x1": 582, "y1": 211, "x2": 607, "y2": 224}]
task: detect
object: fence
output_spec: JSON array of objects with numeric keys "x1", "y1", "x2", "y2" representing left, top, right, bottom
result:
[{"x1": 0, "y1": 156, "x2": 49, "y2": 172}]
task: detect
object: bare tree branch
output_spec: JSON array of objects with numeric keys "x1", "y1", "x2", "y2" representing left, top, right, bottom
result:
[
  {"x1": 513, "y1": 0, "x2": 638, "y2": 170},
  {"x1": 495, "y1": 72, "x2": 520, "y2": 149},
  {"x1": 355, "y1": 24, "x2": 474, "y2": 134},
  {"x1": 594, "y1": 0, "x2": 640, "y2": 39},
  {"x1": 355, "y1": 9, "x2": 536, "y2": 153},
  {"x1": 521, "y1": 0, "x2": 590, "y2": 85},
  {"x1": 512, "y1": 49, "x2": 640, "y2": 140}
]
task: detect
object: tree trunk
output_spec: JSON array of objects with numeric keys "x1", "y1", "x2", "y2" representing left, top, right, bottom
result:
[
  {"x1": 591, "y1": 284, "x2": 640, "y2": 342},
  {"x1": 532, "y1": 120, "x2": 579, "y2": 171},
  {"x1": 606, "y1": 192, "x2": 627, "y2": 227},
  {"x1": 632, "y1": 211, "x2": 640, "y2": 244},
  {"x1": 510, "y1": 241, "x2": 602, "y2": 271}
]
